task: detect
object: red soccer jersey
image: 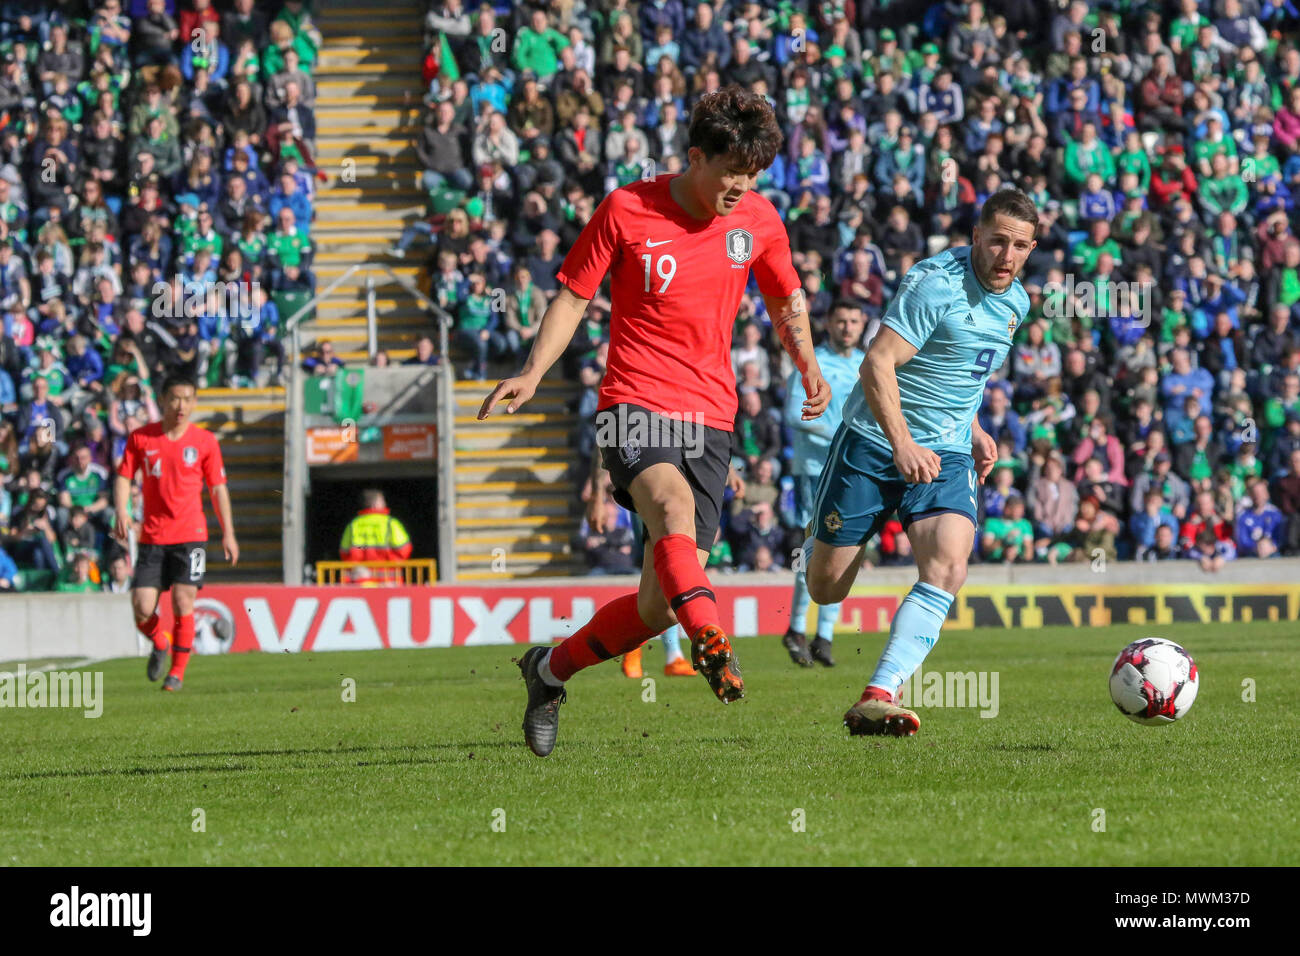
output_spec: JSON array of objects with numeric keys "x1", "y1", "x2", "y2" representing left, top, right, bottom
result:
[
  {"x1": 117, "y1": 422, "x2": 226, "y2": 545},
  {"x1": 556, "y1": 175, "x2": 800, "y2": 430}
]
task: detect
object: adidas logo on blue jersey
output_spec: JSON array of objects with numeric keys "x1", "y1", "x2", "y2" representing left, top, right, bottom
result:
[{"x1": 964, "y1": 313, "x2": 976, "y2": 326}]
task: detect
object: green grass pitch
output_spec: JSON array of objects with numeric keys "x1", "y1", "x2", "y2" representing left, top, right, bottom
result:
[{"x1": 1, "y1": 621, "x2": 1296, "y2": 866}]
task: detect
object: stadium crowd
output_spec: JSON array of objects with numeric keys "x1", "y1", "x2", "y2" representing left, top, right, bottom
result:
[
  {"x1": 406, "y1": 0, "x2": 1300, "y2": 572},
  {"x1": 0, "y1": 0, "x2": 322, "y2": 590}
]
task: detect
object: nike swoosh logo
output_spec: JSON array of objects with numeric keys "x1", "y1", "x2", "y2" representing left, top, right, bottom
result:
[{"x1": 645, "y1": 239, "x2": 673, "y2": 247}]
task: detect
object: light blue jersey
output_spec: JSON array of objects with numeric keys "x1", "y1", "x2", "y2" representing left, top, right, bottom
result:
[
  {"x1": 783, "y1": 343, "x2": 866, "y2": 478},
  {"x1": 842, "y1": 246, "x2": 1029, "y2": 453}
]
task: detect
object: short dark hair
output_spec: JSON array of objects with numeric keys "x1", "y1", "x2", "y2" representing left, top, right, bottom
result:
[
  {"x1": 979, "y1": 188, "x2": 1040, "y2": 231},
  {"x1": 830, "y1": 299, "x2": 862, "y2": 314},
  {"x1": 160, "y1": 373, "x2": 198, "y2": 396},
  {"x1": 361, "y1": 488, "x2": 384, "y2": 509},
  {"x1": 689, "y1": 85, "x2": 783, "y2": 172}
]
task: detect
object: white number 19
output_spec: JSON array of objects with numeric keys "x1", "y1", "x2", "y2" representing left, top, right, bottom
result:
[{"x1": 641, "y1": 253, "x2": 677, "y2": 293}]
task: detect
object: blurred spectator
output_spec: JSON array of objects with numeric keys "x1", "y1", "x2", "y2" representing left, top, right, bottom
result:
[
  {"x1": 1236, "y1": 478, "x2": 1285, "y2": 559},
  {"x1": 981, "y1": 494, "x2": 1034, "y2": 563},
  {"x1": 1132, "y1": 489, "x2": 1182, "y2": 561},
  {"x1": 733, "y1": 387, "x2": 780, "y2": 473},
  {"x1": 579, "y1": 498, "x2": 636, "y2": 575},
  {"x1": 1028, "y1": 450, "x2": 1078, "y2": 555},
  {"x1": 0, "y1": 542, "x2": 16, "y2": 591},
  {"x1": 103, "y1": 551, "x2": 132, "y2": 594}
]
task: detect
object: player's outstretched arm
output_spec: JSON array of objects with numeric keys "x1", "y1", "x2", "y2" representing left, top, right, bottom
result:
[
  {"x1": 762, "y1": 289, "x2": 828, "y2": 420},
  {"x1": 861, "y1": 327, "x2": 941, "y2": 483},
  {"x1": 478, "y1": 286, "x2": 591, "y2": 420},
  {"x1": 111, "y1": 474, "x2": 134, "y2": 545},
  {"x1": 213, "y1": 484, "x2": 239, "y2": 566}
]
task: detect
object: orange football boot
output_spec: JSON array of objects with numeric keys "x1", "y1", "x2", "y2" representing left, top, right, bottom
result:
[{"x1": 621, "y1": 647, "x2": 644, "y2": 678}]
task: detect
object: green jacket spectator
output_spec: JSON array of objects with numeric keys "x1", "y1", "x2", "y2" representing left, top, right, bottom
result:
[
  {"x1": 1064, "y1": 131, "x2": 1115, "y2": 186},
  {"x1": 268, "y1": 225, "x2": 312, "y2": 268},
  {"x1": 1198, "y1": 168, "x2": 1249, "y2": 216},
  {"x1": 513, "y1": 11, "x2": 569, "y2": 80}
]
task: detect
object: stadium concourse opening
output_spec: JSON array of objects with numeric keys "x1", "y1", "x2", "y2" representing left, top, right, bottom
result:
[{"x1": 305, "y1": 475, "x2": 438, "y2": 580}]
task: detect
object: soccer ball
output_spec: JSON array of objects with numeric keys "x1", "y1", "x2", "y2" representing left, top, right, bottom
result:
[{"x1": 1108, "y1": 638, "x2": 1199, "y2": 725}]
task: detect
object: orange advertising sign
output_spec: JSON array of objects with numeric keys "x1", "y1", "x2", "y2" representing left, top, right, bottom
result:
[
  {"x1": 382, "y1": 424, "x2": 436, "y2": 461},
  {"x1": 306, "y1": 427, "x2": 358, "y2": 464}
]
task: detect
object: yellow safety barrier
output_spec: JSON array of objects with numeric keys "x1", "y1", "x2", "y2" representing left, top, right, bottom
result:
[{"x1": 316, "y1": 559, "x2": 438, "y2": 586}]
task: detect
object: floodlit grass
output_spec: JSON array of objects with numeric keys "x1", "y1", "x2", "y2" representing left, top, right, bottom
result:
[{"x1": 1, "y1": 621, "x2": 1296, "y2": 865}]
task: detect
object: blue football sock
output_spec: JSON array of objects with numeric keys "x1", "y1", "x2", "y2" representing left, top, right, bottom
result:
[
  {"x1": 814, "y1": 599, "x2": 842, "y2": 641},
  {"x1": 661, "y1": 625, "x2": 683, "y2": 663},
  {"x1": 790, "y1": 569, "x2": 811, "y2": 634},
  {"x1": 868, "y1": 582, "x2": 955, "y2": 695}
]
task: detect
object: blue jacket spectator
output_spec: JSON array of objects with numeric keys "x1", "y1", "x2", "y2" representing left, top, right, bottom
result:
[
  {"x1": 270, "y1": 182, "x2": 312, "y2": 227},
  {"x1": 1130, "y1": 507, "x2": 1181, "y2": 554},
  {"x1": 639, "y1": 0, "x2": 685, "y2": 43},
  {"x1": 0, "y1": 543, "x2": 17, "y2": 590},
  {"x1": 917, "y1": 76, "x2": 964, "y2": 124},
  {"x1": 679, "y1": 8, "x2": 731, "y2": 71},
  {"x1": 65, "y1": 339, "x2": 104, "y2": 387},
  {"x1": 980, "y1": 390, "x2": 1027, "y2": 454},
  {"x1": 180, "y1": 37, "x2": 230, "y2": 85},
  {"x1": 1236, "y1": 484, "x2": 1286, "y2": 557},
  {"x1": 1161, "y1": 350, "x2": 1215, "y2": 424}
]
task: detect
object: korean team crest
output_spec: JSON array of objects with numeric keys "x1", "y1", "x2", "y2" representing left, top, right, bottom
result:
[
  {"x1": 183, "y1": 446, "x2": 198, "y2": 465},
  {"x1": 725, "y1": 228, "x2": 753, "y2": 264}
]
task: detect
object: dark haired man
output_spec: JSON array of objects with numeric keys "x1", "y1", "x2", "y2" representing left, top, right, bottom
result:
[
  {"x1": 112, "y1": 375, "x2": 239, "y2": 691},
  {"x1": 804, "y1": 188, "x2": 1039, "y2": 737},
  {"x1": 480, "y1": 85, "x2": 829, "y2": 757}
]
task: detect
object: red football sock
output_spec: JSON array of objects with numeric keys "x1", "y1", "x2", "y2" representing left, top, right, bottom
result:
[
  {"x1": 549, "y1": 593, "x2": 654, "y2": 682},
  {"x1": 138, "y1": 612, "x2": 167, "y2": 652},
  {"x1": 652, "y1": 533, "x2": 719, "y2": 636},
  {"x1": 169, "y1": 613, "x2": 194, "y2": 679}
]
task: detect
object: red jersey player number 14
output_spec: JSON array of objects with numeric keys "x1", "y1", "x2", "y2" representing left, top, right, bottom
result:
[{"x1": 117, "y1": 421, "x2": 227, "y2": 546}]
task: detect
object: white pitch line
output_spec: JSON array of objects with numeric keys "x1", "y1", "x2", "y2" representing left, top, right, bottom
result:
[{"x1": 0, "y1": 658, "x2": 101, "y2": 676}]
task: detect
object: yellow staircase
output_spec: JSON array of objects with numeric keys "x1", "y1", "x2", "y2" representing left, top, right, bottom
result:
[
  {"x1": 453, "y1": 379, "x2": 589, "y2": 579},
  {"x1": 310, "y1": 0, "x2": 434, "y2": 363},
  {"x1": 304, "y1": 8, "x2": 592, "y2": 580},
  {"x1": 193, "y1": 387, "x2": 286, "y2": 582}
]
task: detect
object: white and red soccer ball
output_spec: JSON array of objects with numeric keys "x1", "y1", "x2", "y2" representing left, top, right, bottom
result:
[{"x1": 1109, "y1": 638, "x2": 1199, "y2": 725}]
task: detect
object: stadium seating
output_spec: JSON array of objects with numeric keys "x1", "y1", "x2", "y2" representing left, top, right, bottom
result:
[
  {"x1": 409, "y1": 0, "x2": 1300, "y2": 573},
  {"x1": 0, "y1": 0, "x2": 321, "y2": 588}
]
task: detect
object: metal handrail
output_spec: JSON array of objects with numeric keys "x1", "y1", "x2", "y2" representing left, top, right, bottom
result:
[
  {"x1": 283, "y1": 259, "x2": 458, "y2": 584},
  {"x1": 316, "y1": 559, "x2": 438, "y2": 585}
]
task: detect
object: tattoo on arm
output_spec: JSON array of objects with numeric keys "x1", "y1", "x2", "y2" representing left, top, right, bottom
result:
[{"x1": 771, "y1": 290, "x2": 809, "y2": 356}]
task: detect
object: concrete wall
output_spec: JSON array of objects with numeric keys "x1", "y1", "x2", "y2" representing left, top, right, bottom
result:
[{"x1": 0, "y1": 593, "x2": 139, "y2": 662}]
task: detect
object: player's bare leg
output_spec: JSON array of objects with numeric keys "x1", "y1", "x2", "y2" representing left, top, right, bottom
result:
[
  {"x1": 630, "y1": 464, "x2": 742, "y2": 703},
  {"x1": 131, "y1": 586, "x2": 170, "y2": 682},
  {"x1": 162, "y1": 584, "x2": 198, "y2": 692},
  {"x1": 804, "y1": 538, "x2": 868, "y2": 609},
  {"x1": 843, "y1": 513, "x2": 973, "y2": 737}
]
